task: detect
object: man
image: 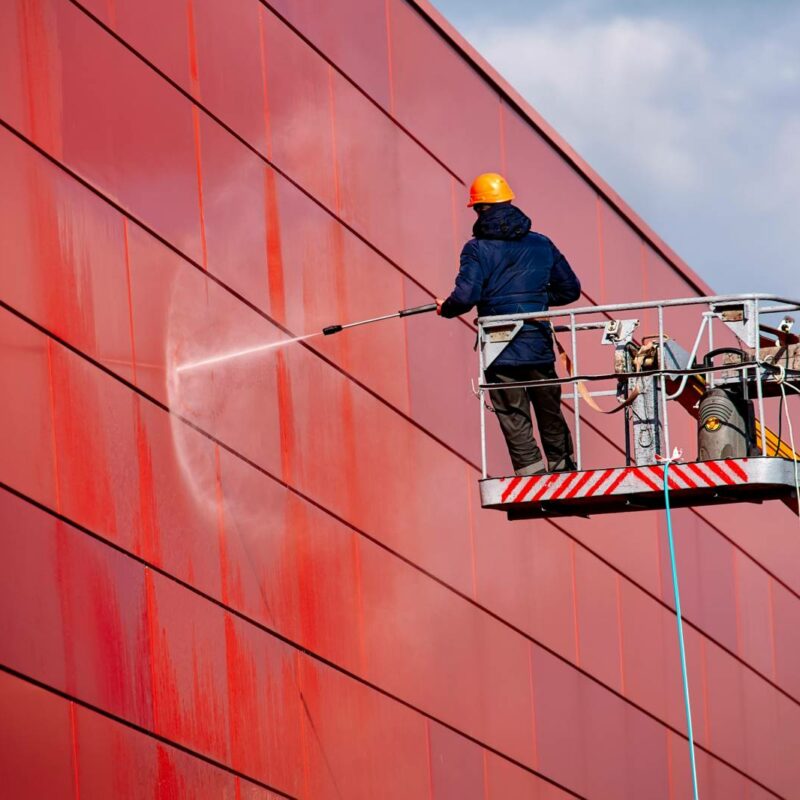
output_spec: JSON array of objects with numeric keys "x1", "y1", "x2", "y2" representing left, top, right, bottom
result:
[{"x1": 437, "y1": 172, "x2": 581, "y2": 476}]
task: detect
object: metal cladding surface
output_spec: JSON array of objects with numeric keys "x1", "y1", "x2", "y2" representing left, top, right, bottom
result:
[{"x1": 0, "y1": 1, "x2": 798, "y2": 798}]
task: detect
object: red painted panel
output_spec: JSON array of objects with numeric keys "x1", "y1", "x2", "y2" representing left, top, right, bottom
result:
[
  {"x1": 60, "y1": 2, "x2": 203, "y2": 263},
  {"x1": 657, "y1": 510, "x2": 738, "y2": 656},
  {"x1": 98, "y1": 0, "x2": 192, "y2": 93},
  {"x1": 132, "y1": 397, "x2": 222, "y2": 598},
  {"x1": 275, "y1": 172, "x2": 410, "y2": 412},
  {"x1": 48, "y1": 335, "x2": 141, "y2": 554},
  {"x1": 502, "y1": 108, "x2": 602, "y2": 303},
  {"x1": 298, "y1": 654, "x2": 430, "y2": 800},
  {"x1": 261, "y1": 10, "x2": 337, "y2": 211},
  {"x1": 268, "y1": 0, "x2": 391, "y2": 109},
  {"x1": 0, "y1": 311, "x2": 58, "y2": 508},
  {"x1": 617, "y1": 579, "x2": 702, "y2": 737},
  {"x1": 573, "y1": 546, "x2": 624, "y2": 692},
  {"x1": 146, "y1": 570, "x2": 231, "y2": 764},
  {"x1": 0, "y1": 672, "x2": 76, "y2": 800},
  {"x1": 388, "y1": 0, "x2": 501, "y2": 179},
  {"x1": 697, "y1": 497, "x2": 800, "y2": 597},
  {"x1": 193, "y1": 0, "x2": 266, "y2": 152},
  {"x1": 473, "y1": 517, "x2": 578, "y2": 663},
  {"x1": 76, "y1": 705, "x2": 282, "y2": 799},
  {"x1": 772, "y1": 580, "x2": 800, "y2": 698},
  {"x1": 282, "y1": 339, "x2": 475, "y2": 594},
  {"x1": 127, "y1": 220, "x2": 285, "y2": 480},
  {"x1": 0, "y1": 2, "x2": 29, "y2": 148},
  {"x1": 10, "y1": 0, "x2": 203, "y2": 263},
  {"x1": 403, "y1": 278, "x2": 485, "y2": 466},
  {"x1": 598, "y1": 200, "x2": 646, "y2": 306},
  {"x1": 0, "y1": 489, "x2": 67, "y2": 689},
  {"x1": 483, "y1": 751, "x2": 574, "y2": 799},
  {"x1": 703, "y1": 640, "x2": 746, "y2": 767},
  {"x1": 198, "y1": 114, "x2": 270, "y2": 313},
  {"x1": 0, "y1": 126, "x2": 133, "y2": 377},
  {"x1": 46, "y1": 516, "x2": 153, "y2": 726},
  {"x1": 217, "y1": 445, "x2": 366, "y2": 675},
  {"x1": 427, "y1": 721, "x2": 484, "y2": 800},
  {"x1": 732, "y1": 550, "x2": 775, "y2": 681},
  {"x1": 359, "y1": 537, "x2": 535, "y2": 764},
  {"x1": 331, "y1": 70, "x2": 456, "y2": 294},
  {"x1": 221, "y1": 613, "x2": 304, "y2": 794},
  {"x1": 531, "y1": 643, "x2": 670, "y2": 798}
]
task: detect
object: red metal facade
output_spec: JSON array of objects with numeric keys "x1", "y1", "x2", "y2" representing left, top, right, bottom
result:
[{"x1": 1, "y1": 0, "x2": 798, "y2": 797}]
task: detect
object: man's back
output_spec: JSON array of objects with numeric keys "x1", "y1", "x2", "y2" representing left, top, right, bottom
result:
[{"x1": 441, "y1": 202, "x2": 581, "y2": 366}]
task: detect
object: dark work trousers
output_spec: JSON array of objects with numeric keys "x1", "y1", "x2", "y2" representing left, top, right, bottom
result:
[{"x1": 486, "y1": 363, "x2": 574, "y2": 472}]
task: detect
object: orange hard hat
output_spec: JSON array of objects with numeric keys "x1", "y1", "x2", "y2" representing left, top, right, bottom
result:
[{"x1": 467, "y1": 172, "x2": 515, "y2": 207}]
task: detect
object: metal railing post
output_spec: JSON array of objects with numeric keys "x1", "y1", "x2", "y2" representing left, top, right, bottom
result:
[
  {"x1": 753, "y1": 300, "x2": 767, "y2": 456},
  {"x1": 569, "y1": 312, "x2": 582, "y2": 470},
  {"x1": 478, "y1": 322, "x2": 488, "y2": 478},
  {"x1": 658, "y1": 304, "x2": 671, "y2": 457}
]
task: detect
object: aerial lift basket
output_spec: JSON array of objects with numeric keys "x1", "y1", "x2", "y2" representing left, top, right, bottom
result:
[{"x1": 476, "y1": 294, "x2": 800, "y2": 519}]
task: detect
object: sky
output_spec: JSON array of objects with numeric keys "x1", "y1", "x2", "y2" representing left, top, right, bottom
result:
[{"x1": 431, "y1": 0, "x2": 800, "y2": 299}]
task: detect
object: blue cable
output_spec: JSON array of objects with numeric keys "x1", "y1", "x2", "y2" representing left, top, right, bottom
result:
[{"x1": 663, "y1": 460, "x2": 700, "y2": 800}]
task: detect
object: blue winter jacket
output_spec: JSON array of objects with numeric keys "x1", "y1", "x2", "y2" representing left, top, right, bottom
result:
[{"x1": 441, "y1": 204, "x2": 581, "y2": 366}]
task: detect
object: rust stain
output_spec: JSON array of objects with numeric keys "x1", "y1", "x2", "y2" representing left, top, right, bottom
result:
[
  {"x1": 275, "y1": 350, "x2": 295, "y2": 484},
  {"x1": 18, "y1": 0, "x2": 63, "y2": 157},
  {"x1": 134, "y1": 400, "x2": 161, "y2": 565},
  {"x1": 257, "y1": 8, "x2": 273, "y2": 160},
  {"x1": 69, "y1": 702, "x2": 81, "y2": 800},
  {"x1": 264, "y1": 166, "x2": 286, "y2": 322},
  {"x1": 224, "y1": 614, "x2": 261, "y2": 776},
  {"x1": 191, "y1": 105, "x2": 209, "y2": 269}
]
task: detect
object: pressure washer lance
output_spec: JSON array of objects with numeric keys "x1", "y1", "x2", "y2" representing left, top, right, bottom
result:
[{"x1": 322, "y1": 303, "x2": 438, "y2": 336}]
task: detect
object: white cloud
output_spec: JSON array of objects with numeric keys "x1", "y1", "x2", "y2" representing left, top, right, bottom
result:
[{"x1": 460, "y1": 9, "x2": 800, "y2": 296}]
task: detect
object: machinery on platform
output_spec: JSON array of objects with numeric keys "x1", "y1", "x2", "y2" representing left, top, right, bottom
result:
[{"x1": 476, "y1": 293, "x2": 800, "y2": 520}]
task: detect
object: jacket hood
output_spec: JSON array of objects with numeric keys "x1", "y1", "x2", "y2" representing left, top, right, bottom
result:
[{"x1": 472, "y1": 203, "x2": 532, "y2": 241}]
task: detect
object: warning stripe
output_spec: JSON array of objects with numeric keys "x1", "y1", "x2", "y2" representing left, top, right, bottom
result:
[
  {"x1": 725, "y1": 459, "x2": 749, "y2": 481},
  {"x1": 515, "y1": 475, "x2": 545, "y2": 502},
  {"x1": 532, "y1": 473, "x2": 562, "y2": 502},
  {"x1": 648, "y1": 465, "x2": 680, "y2": 491},
  {"x1": 500, "y1": 477, "x2": 522, "y2": 503},
  {"x1": 703, "y1": 460, "x2": 736, "y2": 485},
  {"x1": 669, "y1": 464, "x2": 697, "y2": 489},
  {"x1": 498, "y1": 457, "x2": 753, "y2": 505},
  {"x1": 602, "y1": 468, "x2": 632, "y2": 495},
  {"x1": 584, "y1": 469, "x2": 616, "y2": 497},
  {"x1": 565, "y1": 469, "x2": 597, "y2": 499},
  {"x1": 550, "y1": 471, "x2": 581, "y2": 501},
  {"x1": 685, "y1": 462, "x2": 717, "y2": 487},
  {"x1": 632, "y1": 468, "x2": 661, "y2": 492}
]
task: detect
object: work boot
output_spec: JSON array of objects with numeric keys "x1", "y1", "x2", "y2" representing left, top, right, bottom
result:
[
  {"x1": 515, "y1": 459, "x2": 547, "y2": 477},
  {"x1": 548, "y1": 456, "x2": 576, "y2": 473}
]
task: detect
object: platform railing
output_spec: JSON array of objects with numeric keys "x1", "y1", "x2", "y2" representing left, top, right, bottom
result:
[{"x1": 476, "y1": 293, "x2": 800, "y2": 479}]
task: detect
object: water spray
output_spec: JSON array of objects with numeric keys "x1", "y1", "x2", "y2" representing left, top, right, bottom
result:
[{"x1": 176, "y1": 303, "x2": 438, "y2": 373}]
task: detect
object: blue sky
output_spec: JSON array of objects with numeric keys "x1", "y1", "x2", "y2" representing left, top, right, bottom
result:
[{"x1": 432, "y1": 0, "x2": 800, "y2": 298}]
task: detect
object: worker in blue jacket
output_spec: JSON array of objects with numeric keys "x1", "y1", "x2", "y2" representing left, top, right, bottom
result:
[{"x1": 437, "y1": 173, "x2": 581, "y2": 476}]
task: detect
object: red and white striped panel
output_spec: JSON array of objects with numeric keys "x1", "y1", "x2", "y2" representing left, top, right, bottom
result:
[{"x1": 491, "y1": 458, "x2": 750, "y2": 505}]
